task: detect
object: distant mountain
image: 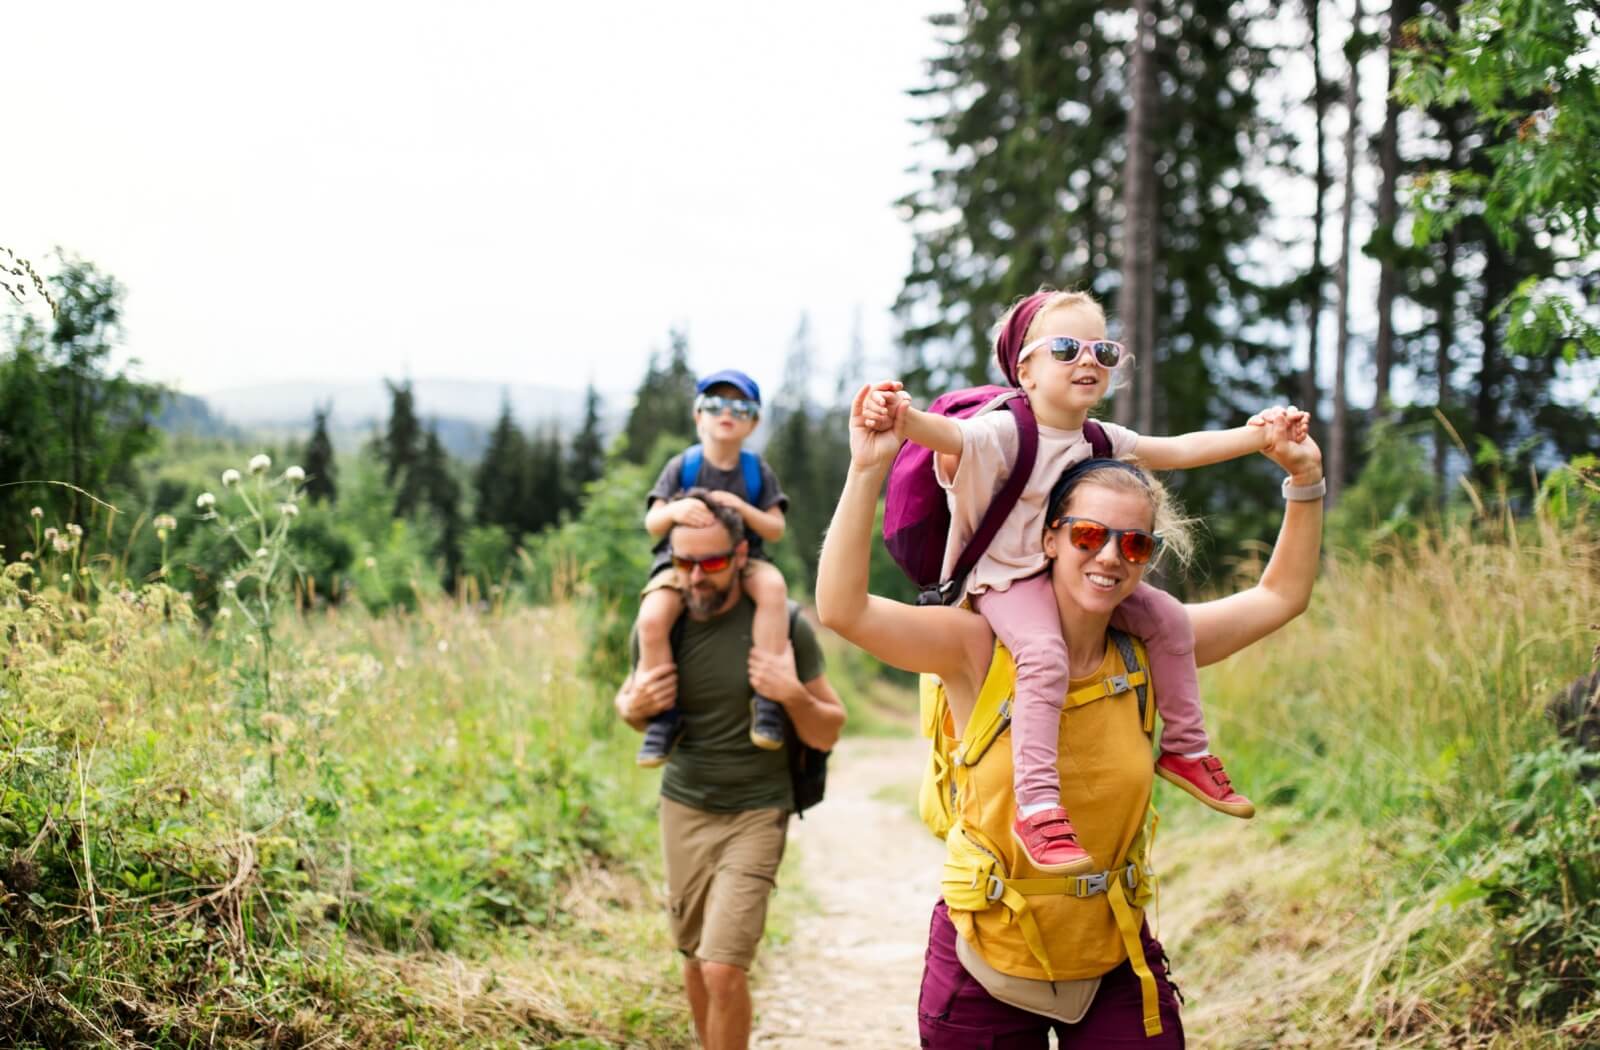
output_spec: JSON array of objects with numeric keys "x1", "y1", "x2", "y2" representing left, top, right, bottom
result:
[
  {"x1": 172, "y1": 378, "x2": 629, "y2": 460},
  {"x1": 154, "y1": 391, "x2": 244, "y2": 439},
  {"x1": 201, "y1": 378, "x2": 623, "y2": 432}
]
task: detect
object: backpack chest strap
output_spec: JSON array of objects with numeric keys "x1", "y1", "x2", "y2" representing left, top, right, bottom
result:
[{"x1": 1063, "y1": 669, "x2": 1147, "y2": 710}]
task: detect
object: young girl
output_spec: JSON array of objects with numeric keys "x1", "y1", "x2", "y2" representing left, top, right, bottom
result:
[{"x1": 866, "y1": 289, "x2": 1307, "y2": 874}]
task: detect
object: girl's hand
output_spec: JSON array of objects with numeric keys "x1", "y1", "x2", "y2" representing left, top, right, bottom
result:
[
  {"x1": 861, "y1": 381, "x2": 908, "y2": 433},
  {"x1": 1264, "y1": 432, "x2": 1323, "y2": 484},
  {"x1": 1248, "y1": 404, "x2": 1310, "y2": 453},
  {"x1": 849, "y1": 382, "x2": 907, "y2": 471}
]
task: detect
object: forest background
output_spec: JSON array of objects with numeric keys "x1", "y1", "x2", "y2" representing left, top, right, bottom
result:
[{"x1": 3, "y1": 0, "x2": 1599, "y2": 1047}]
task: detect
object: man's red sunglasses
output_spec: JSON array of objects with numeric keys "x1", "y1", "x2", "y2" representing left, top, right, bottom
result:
[{"x1": 671, "y1": 548, "x2": 738, "y2": 574}]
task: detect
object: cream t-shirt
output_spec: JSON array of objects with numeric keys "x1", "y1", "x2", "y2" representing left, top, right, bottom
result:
[{"x1": 933, "y1": 401, "x2": 1139, "y2": 600}]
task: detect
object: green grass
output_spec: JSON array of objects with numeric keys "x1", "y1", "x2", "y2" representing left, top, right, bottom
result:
[
  {"x1": 0, "y1": 570, "x2": 692, "y2": 1048},
  {"x1": 1158, "y1": 511, "x2": 1600, "y2": 1046}
]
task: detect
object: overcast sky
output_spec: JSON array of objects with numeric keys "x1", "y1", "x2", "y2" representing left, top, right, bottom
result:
[{"x1": 9, "y1": 1, "x2": 944, "y2": 405}]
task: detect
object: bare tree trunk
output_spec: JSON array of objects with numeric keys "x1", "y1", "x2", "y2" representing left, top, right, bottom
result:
[
  {"x1": 1329, "y1": 0, "x2": 1363, "y2": 507},
  {"x1": 1304, "y1": 0, "x2": 1329, "y2": 434},
  {"x1": 1117, "y1": 0, "x2": 1158, "y2": 432},
  {"x1": 1435, "y1": 117, "x2": 1461, "y2": 503},
  {"x1": 1374, "y1": 0, "x2": 1415, "y2": 414}
]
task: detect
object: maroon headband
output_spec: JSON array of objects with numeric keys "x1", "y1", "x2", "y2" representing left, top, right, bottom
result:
[{"x1": 994, "y1": 291, "x2": 1056, "y2": 386}]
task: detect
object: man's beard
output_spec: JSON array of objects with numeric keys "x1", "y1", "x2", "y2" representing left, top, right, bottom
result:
[{"x1": 685, "y1": 578, "x2": 735, "y2": 617}]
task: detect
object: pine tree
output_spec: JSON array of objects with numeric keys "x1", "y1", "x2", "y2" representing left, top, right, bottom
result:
[
  {"x1": 1370, "y1": 0, "x2": 1420, "y2": 414},
  {"x1": 1329, "y1": 0, "x2": 1365, "y2": 506},
  {"x1": 1115, "y1": 0, "x2": 1158, "y2": 432},
  {"x1": 302, "y1": 403, "x2": 338, "y2": 504},
  {"x1": 382, "y1": 379, "x2": 425, "y2": 516},
  {"x1": 1302, "y1": 0, "x2": 1331, "y2": 429},
  {"x1": 416, "y1": 423, "x2": 463, "y2": 586},
  {"x1": 568, "y1": 382, "x2": 606, "y2": 502},
  {"x1": 521, "y1": 426, "x2": 568, "y2": 535},
  {"x1": 622, "y1": 328, "x2": 696, "y2": 463},
  {"x1": 897, "y1": 0, "x2": 1292, "y2": 562},
  {"x1": 475, "y1": 396, "x2": 529, "y2": 536}
]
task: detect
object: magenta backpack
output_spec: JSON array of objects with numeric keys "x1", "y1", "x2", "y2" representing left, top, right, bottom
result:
[{"x1": 881, "y1": 387, "x2": 1111, "y2": 605}]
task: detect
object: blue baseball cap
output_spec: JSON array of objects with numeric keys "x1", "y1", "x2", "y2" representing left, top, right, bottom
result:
[{"x1": 696, "y1": 369, "x2": 761, "y2": 404}]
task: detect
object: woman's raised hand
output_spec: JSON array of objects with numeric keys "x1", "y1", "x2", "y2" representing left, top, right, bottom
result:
[
  {"x1": 850, "y1": 382, "x2": 908, "y2": 471},
  {"x1": 1264, "y1": 430, "x2": 1323, "y2": 484}
]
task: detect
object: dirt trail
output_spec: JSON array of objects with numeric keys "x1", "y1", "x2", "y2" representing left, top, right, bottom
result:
[{"x1": 752, "y1": 735, "x2": 943, "y2": 1047}]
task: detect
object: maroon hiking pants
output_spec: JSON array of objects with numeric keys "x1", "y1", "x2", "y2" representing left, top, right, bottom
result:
[{"x1": 918, "y1": 900, "x2": 1186, "y2": 1048}]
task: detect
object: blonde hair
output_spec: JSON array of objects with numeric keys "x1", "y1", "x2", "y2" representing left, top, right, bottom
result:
[
  {"x1": 1054, "y1": 463, "x2": 1199, "y2": 572},
  {"x1": 1022, "y1": 289, "x2": 1106, "y2": 343}
]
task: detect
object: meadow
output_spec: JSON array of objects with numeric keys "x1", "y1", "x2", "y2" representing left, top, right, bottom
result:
[{"x1": 1, "y1": 455, "x2": 1597, "y2": 1048}]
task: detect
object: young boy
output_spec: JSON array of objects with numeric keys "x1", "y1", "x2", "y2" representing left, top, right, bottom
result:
[{"x1": 635, "y1": 369, "x2": 794, "y2": 766}]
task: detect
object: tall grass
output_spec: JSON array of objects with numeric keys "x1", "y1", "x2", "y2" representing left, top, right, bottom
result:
[
  {"x1": 0, "y1": 563, "x2": 688, "y2": 1048},
  {"x1": 1160, "y1": 511, "x2": 1600, "y2": 1046}
]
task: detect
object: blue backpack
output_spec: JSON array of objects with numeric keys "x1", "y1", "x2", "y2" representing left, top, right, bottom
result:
[{"x1": 681, "y1": 445, "x2": 763, "y2": 506}]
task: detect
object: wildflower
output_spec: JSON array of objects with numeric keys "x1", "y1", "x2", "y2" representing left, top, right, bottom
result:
[
  {"x1": 222, "y1": 578, "x2": 237, "y2": 592},
  {"x1": 364, "y1": 556, "x2": 377, "y2": 570},
  {"x1": 196, "y1": 492, "x2": 216, "y2": 510},
  {"x1": 19, "y1": 551, "x2": 32, "y2": 562},
  {"x1": 29, "y1": 506, "x2": 42, "y2": 519},
  {"x1": 249, "y1": 454, "x2": 272, "y2": 475},
  {"x1": 44, "y1": 527, "x2": 58, "y2": 543},
  {"x1": 66, "y1": 523, "x2": 82, "y2": 538},
  {"x1": 154, "y1": 514, "x2": 178, "y2": 531},
  {"x1": 279, "y1": 503, "x2": 299, "y2": 518},
  {"x1": 437, "y1": 639, "x2": 449, "y2": 653},
  {"x1": 217, "y1": 606, "x2": 232, "y2": 620},
  {"x1": 284, "y1": 465, "x2": 306, "y2": 484},
  {"x1": 255, "y1": 547, "x2": 269, "y2": 560}
]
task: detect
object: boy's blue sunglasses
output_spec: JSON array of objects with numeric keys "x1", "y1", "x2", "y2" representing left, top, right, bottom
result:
[{"x1": 695, "y1": 394, "x2": 759, "y2": 420}]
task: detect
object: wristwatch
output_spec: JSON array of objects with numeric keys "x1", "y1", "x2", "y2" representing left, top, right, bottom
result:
[{"x1": 1281, "y1": 476, "x2": 1327, "y2": 501}]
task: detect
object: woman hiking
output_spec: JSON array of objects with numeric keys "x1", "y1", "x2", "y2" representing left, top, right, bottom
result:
[{"x1": 816, "y1": 382, "x2": 1326, "y2": 1046}]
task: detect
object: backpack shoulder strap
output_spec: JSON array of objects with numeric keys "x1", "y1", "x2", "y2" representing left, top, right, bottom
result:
[
  {"x1": 945, "y1": 395, "x2": 1039, "y2": 601},
  {"x1": 1083, "y1": 419, "x2": 1113, "y2": 459},
  {"x1": 740, "y1": 450, "x2": 764, "y2": 506},
  {"x1": 681, "y1": 444, "x2": 704, "y2": 490},
  {"x1": 1107, "y1": 627, "x2": 1151, "y2": 735}
]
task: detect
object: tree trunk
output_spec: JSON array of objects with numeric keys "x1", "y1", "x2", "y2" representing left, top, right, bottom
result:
[
  {"x1": 1304, "y1": 0, "x2": 1329, "y2": 434},
  {"x1": 1329, "y1": 0, "x2": 1362, "y2": 507},
  {"x1": 1373, "y1": 0, "x2": 1414, "y2": 414},
  {"x1": 1433, "y1": 9, "x2": 1464, "y2": 505},
  {"x1": 1116, "y1": 0, "x2": 1158, "y2": 433}
]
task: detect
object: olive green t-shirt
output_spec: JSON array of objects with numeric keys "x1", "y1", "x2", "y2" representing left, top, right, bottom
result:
[{"x1": 633, "y1": 596, "x2": 825, "y2": 813}]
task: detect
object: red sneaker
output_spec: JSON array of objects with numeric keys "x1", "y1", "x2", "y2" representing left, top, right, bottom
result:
[
  {"x1": 1011, "y1": 808, "x2": 1096, "y2": 875},
  {"x1": 1156, "y1": 752, "x2": 1256, "y2": 818}
]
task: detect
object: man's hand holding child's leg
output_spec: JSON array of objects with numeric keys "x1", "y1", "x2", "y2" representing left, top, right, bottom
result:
[
  {"x1": 744, "y1": 560, "x2": 791, "y2": 751},
  {"x1": 636, "y1": 586, "x2": 687, "y2": 767}
]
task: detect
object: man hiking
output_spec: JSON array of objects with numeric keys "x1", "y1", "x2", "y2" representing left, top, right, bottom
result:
[{"x1": 615, "y1": 488, "x2": 846, "y2": 1050}]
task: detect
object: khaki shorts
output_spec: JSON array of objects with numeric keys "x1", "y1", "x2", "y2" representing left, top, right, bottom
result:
[{"x1": 659, "y1": 796, "x2": 788, "y2": 969}]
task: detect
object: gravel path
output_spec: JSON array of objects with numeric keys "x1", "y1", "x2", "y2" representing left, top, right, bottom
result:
[{"x1": 752, "y1": 735, "x2": 945, "y2": 1048}]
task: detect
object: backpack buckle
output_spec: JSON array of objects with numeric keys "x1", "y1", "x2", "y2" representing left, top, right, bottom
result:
[
  {"x1": 1073, "y1": 871, "x2": 1110, "y2": 897},
  {"x1": 1105, "y1": 674, "x2": 1131, "y2": 697},
  {"x1": 986, "y1": 874, "x2": 1005, "y2": 902}
]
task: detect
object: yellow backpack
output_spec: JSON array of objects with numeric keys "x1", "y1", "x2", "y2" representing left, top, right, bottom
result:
[{"x1": 917, "y1": 629, "x2": 1166, "y2": 1037}]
